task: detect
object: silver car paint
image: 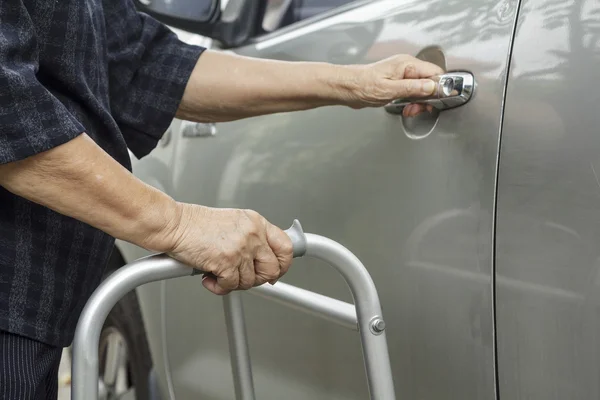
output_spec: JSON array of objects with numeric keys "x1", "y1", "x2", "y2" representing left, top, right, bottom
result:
[
  {"x1": 495, "y1": 0, "x2": 600, "y2": 399},
  {"x1": 117, "y1": 0, "x2": 522, "y2": 398}
]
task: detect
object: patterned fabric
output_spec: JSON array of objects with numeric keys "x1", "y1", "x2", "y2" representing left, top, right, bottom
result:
[
  {"x1": 0, "y1": 329, "x2": 63, "y2": 400},
  {"x1": 0, "y1": 0, "x2": 205, "y2": 346}
]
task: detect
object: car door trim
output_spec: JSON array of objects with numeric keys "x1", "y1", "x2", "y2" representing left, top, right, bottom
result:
[{"x1": 248, "y1": 0, "x2": 398, "y2": 51}]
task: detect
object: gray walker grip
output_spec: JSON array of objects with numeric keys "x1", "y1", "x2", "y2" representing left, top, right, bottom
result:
[
  {"x1": 72, "y1": 220, "x2": 396, "y2": 400},
  {"x1": 285, "y1": 219, "x2": 307, "y2": 257}
]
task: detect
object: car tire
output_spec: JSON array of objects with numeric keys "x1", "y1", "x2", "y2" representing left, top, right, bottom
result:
[{"x1": 88, "y1": 249, "x2": 154, "y2": 400}]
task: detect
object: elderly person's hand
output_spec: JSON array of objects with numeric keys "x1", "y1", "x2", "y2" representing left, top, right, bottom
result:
[
  {"x1": 160, "y1": 205, "x2": 292, "y2": 295},
  {"x1": 342, "y1": 55, "x2": 444, "y2": 115}
]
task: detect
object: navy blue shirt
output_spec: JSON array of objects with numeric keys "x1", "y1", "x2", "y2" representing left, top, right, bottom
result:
[{"x1": 0, "y1": 0, "x2": 204, "y2": 346}]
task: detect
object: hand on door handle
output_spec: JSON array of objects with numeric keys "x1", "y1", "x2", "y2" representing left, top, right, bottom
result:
[{"x1": 384, "y1": 72, "x2": 475, "y2": 115}]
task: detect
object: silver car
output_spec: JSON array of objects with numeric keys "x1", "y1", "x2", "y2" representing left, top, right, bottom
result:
[{"x1": 94, "y1": 0, "x2": 600, "y2": 399}]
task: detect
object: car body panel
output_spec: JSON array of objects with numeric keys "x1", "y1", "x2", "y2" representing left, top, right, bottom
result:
[
  {"x1": 495, "y1": 0, "x2": 600, "y2": 398},
  {"x1": 117, "y1": 0, "x2": 521, "y2": 398}
]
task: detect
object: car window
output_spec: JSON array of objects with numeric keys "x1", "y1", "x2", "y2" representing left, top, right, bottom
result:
[
  {"x1": 292, "y1": 0, "x2": 356, "y2": 21},
  {"x1": 262, "y1": 0, "x2": 357, "y2": 32}
]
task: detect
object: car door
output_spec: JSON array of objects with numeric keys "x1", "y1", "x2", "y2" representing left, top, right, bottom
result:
[
  {"x1": 152, "y1": 0, "x2": 520, "y2": 399},
  {"x1": 495, "y1": 0, "x2": 600, "y2": 399}
]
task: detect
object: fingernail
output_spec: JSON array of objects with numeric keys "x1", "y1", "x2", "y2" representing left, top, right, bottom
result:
[{"x1": 422, "y1": 80, "x2": 435, "y2": 95}]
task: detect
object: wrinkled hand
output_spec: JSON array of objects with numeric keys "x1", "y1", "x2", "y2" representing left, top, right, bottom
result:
[
  {"x1": 163, "y1": 204, "x2": 293, "y2": 295},
  {"x1": 343, "y1": 54, "x2": 444, "y2": 117}
]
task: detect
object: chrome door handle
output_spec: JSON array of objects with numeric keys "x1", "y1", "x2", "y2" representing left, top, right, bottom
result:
[{"x1": 384, "y1": 72, "x2": 475, "y2": 115}]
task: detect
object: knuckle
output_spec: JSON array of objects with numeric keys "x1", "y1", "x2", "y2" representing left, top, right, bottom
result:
[
  {"x1": 403, "y1": 62, "x2": 416, "y2": 75},
  {"x1": 238, "y1": 279, "x2": 253, "y2": 290},
  {"x1": 281, "y1": 240, "x2": 294, "y2": 257},
  {"x1": 239, "y1": 271, "x2": 255, "y2": 290},
  {"x1": 242, "y1": 209, "x2": 261, "y2": 223},
  {"x1": 247, "y1": 224, "x2": 261, "y2": 238},
  {"x1": 217, "y1": 262, "x2": 235, "y2": 276},
  {"x1": 257, "y1": 262, "x2": 280, "y2": 281},
  {"x1": 264, "y1": 268, "x2": 280, "y2": 281},
  {"x1": 202, "y1": 257, "x2": 218, "y2": 272},
  {"x1": 222, "y1": 248, "x2": 241, "y2": 263},
  {"x1": 242, "y1": 210, "x2": 263, "y2": 236},
  {"x1": 253, "y1": 276, "x2": 268, "y2": 287},
  {"x1": 204, "y1": 265, "x2": 219, "y2": 276},
  {"x1": 219, "y1": 266, "x2": 233, "y2": 278},
  {"x1": 243, "y1": 208, "x2": 259, "y2": 217}
]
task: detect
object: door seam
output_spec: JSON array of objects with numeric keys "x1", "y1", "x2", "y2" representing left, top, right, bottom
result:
[{"x1": 491, "y1": 1, "x2": 524, "y2": 400}]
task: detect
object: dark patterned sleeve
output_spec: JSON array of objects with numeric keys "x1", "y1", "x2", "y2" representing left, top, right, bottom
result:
[
  {"x1": 103, "y1": 0, "x2": 206, "y2": 159},
  {"x1": 0, "y1": 1, "x2": 85, "y2": 165}
]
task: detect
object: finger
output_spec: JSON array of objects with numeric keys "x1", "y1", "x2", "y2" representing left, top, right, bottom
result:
[
  {"x1": 254, "y1": 246, "x2": 280, "y2": 286},
  {"x1": 410, "y1": 104, "x2": 427, "y2": 117},
  {"x1": 202, "y1": 275, "x2": 232, "y2": 296},
  {"x1": 402, "y1": 104, "x2": 426, "y2": 118},
  {"x1": 402, "y1": 59, "x2": 445, "y2": 79},
  {"x1": 237, "y1": 259, "x2": 255, "y2": 290},
  {"x1": 390, "y1": 79, "x2": 437, "y2": 99},
  {"x1": 403, "y1": 104, "x2": 420, "y2": 118},
  {"x1": 265, "y1": 223, "x2": 294, "y2": 274},
  {"x1": 216, "y1": 267, "x2": 239, "y2": 292},
  {"x1": 426, "y1": 104, "x2": 434, "y2": 114}
]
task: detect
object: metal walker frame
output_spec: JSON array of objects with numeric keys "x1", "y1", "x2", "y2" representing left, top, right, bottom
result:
[{"x1": 72, "y1": 220, "x2": 396, "y2": 399}]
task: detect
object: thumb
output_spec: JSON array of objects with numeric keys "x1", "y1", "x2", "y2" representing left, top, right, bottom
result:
[{"x1": 390, "y1": 79, "x2": 437, "y2": 99}]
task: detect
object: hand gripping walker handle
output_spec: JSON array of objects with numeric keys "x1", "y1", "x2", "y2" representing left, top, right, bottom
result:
[
  {"x1": 192, "y1": 219, "x2": 307, "y2": 280},
  {"x1": 72, "y1": 219, "x2": 396, "y2": 400}
]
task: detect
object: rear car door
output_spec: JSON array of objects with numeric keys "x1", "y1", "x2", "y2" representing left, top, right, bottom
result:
[
  {"x1": 140, "y1": 0, "x2": 521, "y2": 398},
  {"x1": 495, "y1": 0, "x2": 600, "y2": 398}
]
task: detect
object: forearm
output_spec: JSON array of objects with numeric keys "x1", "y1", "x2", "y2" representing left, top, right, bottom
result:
[
  {"x1": 176, "y1": 50, "x2": 356, "y2": 123},
  {"x1": 0, "y1": 133, "x2": 178, "y2": 252}
]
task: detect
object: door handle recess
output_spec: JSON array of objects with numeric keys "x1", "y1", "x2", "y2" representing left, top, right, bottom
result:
[{"x1": 384, "y1": 72, "x2": 475, "y2": 115}]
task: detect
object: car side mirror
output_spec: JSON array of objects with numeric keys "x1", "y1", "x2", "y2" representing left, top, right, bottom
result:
[{"x1": 135, "y1": 0, "x2": 263, "y2": 48}]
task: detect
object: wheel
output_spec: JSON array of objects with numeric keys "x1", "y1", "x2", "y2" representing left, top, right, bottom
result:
[{"x1": 96, "y1": 249, "x2": 153, "y2": 400}]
